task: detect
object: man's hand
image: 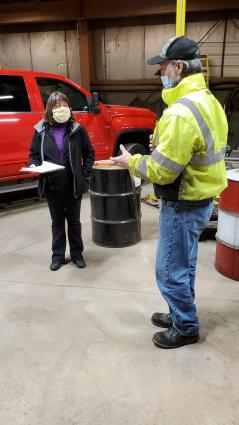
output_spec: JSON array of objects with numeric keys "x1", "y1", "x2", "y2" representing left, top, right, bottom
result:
[{"x1": 110, "y1": 144, "x2": 132, "y2": 169}]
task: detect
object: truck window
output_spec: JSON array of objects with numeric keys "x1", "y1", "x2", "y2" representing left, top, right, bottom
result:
[
  {"x1": 36, "y1": 77, "x2": 89, "y2": 112},
  {"x1": 0, "y1": 75, "x2": 31, "y2": 112}
]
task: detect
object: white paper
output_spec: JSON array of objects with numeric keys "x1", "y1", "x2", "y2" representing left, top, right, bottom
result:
[
  {"x1": 20, "y1": 161, "x2": 65, "y2": 174},
  {"x1": 133, "y1": 176, "x2": 142, "y2": 187}
]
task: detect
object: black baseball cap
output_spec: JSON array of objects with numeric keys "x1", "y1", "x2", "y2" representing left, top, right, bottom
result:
[{"x1": 147, "y1": 36, "x2": 200, "y2": 65}]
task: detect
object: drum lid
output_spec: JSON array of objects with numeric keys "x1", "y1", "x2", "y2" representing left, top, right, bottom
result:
[{"x1": 227, "y1": 169, "x2": 239, "y2": 182}]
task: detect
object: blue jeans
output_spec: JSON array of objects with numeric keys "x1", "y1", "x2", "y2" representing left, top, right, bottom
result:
[{"x1": 156, "y1": 199, "x2": 214, "y2": 336}]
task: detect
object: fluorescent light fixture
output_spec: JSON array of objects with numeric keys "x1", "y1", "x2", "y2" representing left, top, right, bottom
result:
[
  {"x1": 0, "y1": 118, "x2": 20, "y2": 122},
  {"x1": 0, "y1": 95, "x2": 14, "y2": 100}
]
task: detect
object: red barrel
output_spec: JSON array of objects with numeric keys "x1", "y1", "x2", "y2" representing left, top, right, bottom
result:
[{"x1": 215, "y1": 169, "x2": 239, "y2": 280}]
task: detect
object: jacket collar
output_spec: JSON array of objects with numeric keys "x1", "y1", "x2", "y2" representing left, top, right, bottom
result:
[
  {"x1": 34, "y1": 119, "x2": 81, "y2": 135},
  {"x1": 34, "y1": 119, "x2": 45, "y2": 133},
  {"x1": 71, "y1": 121, "x2": 81, "y2": 135},
  {"x1": 162, "y1": 73, "x2": 207, "y2": 106}
]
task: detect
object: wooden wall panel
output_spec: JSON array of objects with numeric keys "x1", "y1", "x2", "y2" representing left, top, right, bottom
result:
[
  {"x1": 144, "y1": 23, "x2": 175, "y2": 78},
  {"x1": 0, "y1": 33, "x2": 32, "y2": 69},
  {"x1": 104, "y1": 25, "x2": 145, "y2": 80},
  {"x1": 30, "y1": 31, "x2": 68, "y2": 75},
  {"x1": 187, "y1": 20, "x2": 225, "y2": 42},
  {"x1": 227, "y1": 19, "x2": 239, "y2": 41},
  {"x1": 187, "y1": 20, "x2": 224, "y2": 77},
  {"x1": 93, "y1": 17, "x2": 239, "y2": 82},
  {"x1": 188, "y1": 19, "x2": 239, "y2": 77},
  {"x1": 223, "y1": 19, "x2": 239, "y2": 77},
  {"x1": 66, "y1": 28, "x2": 81, "y2": 84},
  {"x1": 0, "y1": 27, "x2": 81, "y2": 84}
]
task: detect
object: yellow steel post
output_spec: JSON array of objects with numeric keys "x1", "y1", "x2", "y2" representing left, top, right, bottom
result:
[
  {"x1": 205, "y1": 54, "x2": 209, "y2": 87},
  {"x1": 176, "y1": 0, "x2": 186, "y2": 36}
]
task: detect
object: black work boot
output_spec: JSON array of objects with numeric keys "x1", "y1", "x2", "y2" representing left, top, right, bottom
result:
[
  {"x1": 151, "y1": 312, "x2": 173, "y2": 328},
  {"x1": 152, "y1": 327, "x2": 200, "y2": 349}
]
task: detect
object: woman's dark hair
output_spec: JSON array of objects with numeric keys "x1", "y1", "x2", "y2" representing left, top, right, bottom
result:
[{"x1": 45, "y1": 91, "x2": 74, "y2": 124}]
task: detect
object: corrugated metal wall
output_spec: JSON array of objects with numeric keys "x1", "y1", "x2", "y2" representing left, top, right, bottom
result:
[
  {"x1": 0, "y1": 26, "x2": 81, "y2": 84},
  {"x1": 93, "y1": 18, "x2": 239, "y2": 80}
]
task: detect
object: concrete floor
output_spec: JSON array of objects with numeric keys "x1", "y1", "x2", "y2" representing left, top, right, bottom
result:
[{"x1": 0, "y1": 183, "x2": 239, "y2": 425}]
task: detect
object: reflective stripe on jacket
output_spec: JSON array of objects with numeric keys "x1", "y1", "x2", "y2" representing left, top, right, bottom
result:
[{"x1": 128, "y1": 73, "x2": 228, "y2": 200}]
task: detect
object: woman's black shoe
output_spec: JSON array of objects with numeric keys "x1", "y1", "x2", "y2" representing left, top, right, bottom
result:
[
  {"x1": 152, "y1": 327, "x2": 200, "y2": 349},
  {"x1": 73, "y1": 255, "x2": 86, "y2": 268},
  {"x1": 151, "y1": 312, "x2": 173, "y2": 328},
  {"x1": 50, "y1": 262, "x2": 64, "y2": 271}
]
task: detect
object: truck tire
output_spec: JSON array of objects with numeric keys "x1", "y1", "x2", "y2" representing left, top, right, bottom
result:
[
  {"x1": 124, "y1": 143, "x2": 148, "y2": 156},
  {"x1": 119, "y1": 143, "x2": 148, "y2": 186}
]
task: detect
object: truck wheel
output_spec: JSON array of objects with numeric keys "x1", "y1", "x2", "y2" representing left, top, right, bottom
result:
[{"x1": 124, "y1": 143, "x2": 148, "y2": 156}]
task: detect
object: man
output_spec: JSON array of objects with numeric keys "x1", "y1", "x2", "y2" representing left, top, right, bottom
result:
[{"x1": 110, "y1": 36, "x2": 228, "y2": 349}]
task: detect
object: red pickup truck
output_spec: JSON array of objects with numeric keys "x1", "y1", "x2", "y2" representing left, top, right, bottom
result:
[{"x1": 0, "y1": 69, "x2": 156, "y2": 192}]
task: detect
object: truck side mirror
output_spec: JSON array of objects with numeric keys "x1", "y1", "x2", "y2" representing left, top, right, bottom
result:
[{"x1": 92, "y1": 92, "x2": 101, "y2": 114}]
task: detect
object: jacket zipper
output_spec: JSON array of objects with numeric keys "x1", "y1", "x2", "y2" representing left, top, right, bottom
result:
[
  {"x1": 40, "y1": 130, "x2": 46, "y2": 198},
  {"x1": 68, "y1": 140, "x2": 77, "y2": 198}
]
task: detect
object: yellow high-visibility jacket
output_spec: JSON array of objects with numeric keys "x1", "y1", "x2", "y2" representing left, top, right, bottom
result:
[{"x1": 128, "y1": 73, "x2": 228, "y2": 200}]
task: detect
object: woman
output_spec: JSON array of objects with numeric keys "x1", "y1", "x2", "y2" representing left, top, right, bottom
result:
[{"x1": 29, "y1": 91, "x2": 95, "y2": 271}]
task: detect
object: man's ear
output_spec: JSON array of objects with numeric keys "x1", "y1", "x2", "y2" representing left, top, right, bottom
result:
[{"x1": 176, "y1": 61, "x2": 184, "y2": 76}]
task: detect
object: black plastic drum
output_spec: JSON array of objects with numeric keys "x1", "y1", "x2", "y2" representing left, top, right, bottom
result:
[{"x1": 89, "y1": 161, "x2": 141, "y2": 247}]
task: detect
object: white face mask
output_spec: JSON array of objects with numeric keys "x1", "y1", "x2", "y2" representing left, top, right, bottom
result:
[
  {"x1": 52, "y1": 106, "x2": 71, "y2": 123},
  {"x1": 161, "y1": 62, "x2": 180, "y2": 89}
]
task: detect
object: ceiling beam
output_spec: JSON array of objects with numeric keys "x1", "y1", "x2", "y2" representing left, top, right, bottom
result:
[
  {"x1": 80, "y1": 0, "x2": 239, "y2": 20},
  {"x1": 0, "y1": 0, "x2": 79, "y2": 25},
  {"x1": 1, "y1": 0, "x2": 239, "y2": 25}
]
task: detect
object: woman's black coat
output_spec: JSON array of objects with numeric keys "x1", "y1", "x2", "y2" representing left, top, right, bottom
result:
[{"x1": 29, "y1": 119, "x2": 95, "y2": 197}]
